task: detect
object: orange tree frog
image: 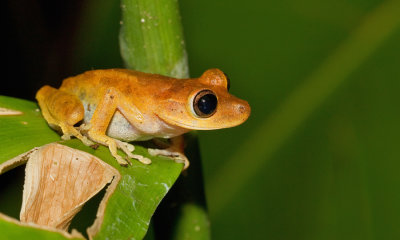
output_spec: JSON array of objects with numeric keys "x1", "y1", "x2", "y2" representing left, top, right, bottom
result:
[{"x1": 36, "y1": 69, "x2": 250, "y2": 169}]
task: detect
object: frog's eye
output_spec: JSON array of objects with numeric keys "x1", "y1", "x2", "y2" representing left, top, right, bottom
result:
[{"x1": 193, "y1": 90, "x2": 218, "y2": 118}]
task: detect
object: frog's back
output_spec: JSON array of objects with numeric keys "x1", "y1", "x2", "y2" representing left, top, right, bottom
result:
[
  {"x1": 60, "y1": 69, "x2": 137, "y2": 91},
  {"x1": 60, "y1": 69, "x2": 174, "y2": 99}
]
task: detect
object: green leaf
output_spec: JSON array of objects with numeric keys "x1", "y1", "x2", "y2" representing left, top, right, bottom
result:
[
  {"x1": 0, "y1": 214, "x2": 82, "y2": 240},
  {"x1": 0, "y1": 96, "x2": 59, "y2": 167}
]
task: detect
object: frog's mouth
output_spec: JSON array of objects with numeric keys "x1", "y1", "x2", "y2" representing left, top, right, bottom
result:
[
  {"x1": 156, "y1": 114, "x2": 222, "y2": 130},
  {"x1": 156, "y1": 114, "x2": 239, "y2": 131}
]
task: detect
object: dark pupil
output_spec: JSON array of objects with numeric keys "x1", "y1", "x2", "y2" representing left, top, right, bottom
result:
[{"x1": 197, "y1": 94, "x2": 217, "y2": 115}]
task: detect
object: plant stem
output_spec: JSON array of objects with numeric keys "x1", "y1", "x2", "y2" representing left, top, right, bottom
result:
[
  {"x1": 120, "y1": 0, "x2": 210, "y2": 239},
  {"x1": 120, "y1": 0, "x2": 189, "y2": 78}
]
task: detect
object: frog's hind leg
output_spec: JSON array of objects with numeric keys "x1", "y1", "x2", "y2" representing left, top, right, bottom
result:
[
  {"x1": 36, "y1": 85, "x2": 93, "y2": 146},
  {"x1": 148, "y1": 136, "x2": 190, "y2": 170}
]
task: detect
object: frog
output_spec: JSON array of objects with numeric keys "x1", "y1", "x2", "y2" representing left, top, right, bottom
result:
[{"x1": 36, "y1": 68, "x2": 250, "y2": 169}]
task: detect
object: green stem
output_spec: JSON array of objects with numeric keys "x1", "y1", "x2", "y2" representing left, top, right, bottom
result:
[
  {"x1": 120, "y1": 0, "x2": 189, "y2": 78},
  {"x1": 120, "y1": 0, "x2": 210, "y2": 239}
]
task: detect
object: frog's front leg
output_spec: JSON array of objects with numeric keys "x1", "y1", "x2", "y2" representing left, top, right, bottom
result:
[
  {"x1": 86, "y1": 88, "x2": 151, "y2": 166},
  {"x1": 148, "y1": 136, "x2": 190, "y2": 170}
]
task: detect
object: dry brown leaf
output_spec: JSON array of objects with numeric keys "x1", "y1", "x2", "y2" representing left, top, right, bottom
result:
[{"x1": 19, "y1": 143, "x2": 120, "y2": 233}]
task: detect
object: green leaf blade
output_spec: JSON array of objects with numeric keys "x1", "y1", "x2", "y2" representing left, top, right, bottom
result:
[{"x1": 0, "y1": 96, "x2": 60, "y2": 165}]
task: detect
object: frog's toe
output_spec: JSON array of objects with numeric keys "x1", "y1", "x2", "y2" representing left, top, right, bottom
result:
[
  {"x1": 61, "y1": 134, "x2": 71, "y2": 140},
  {"x1": 174, "y1": 155, "x2": 189, "y2": 170},
  {"x1": 115, "y1": 155, "x2": 130, "y2": 166},
  {"x1": 142, "y1": 156, "x2": 151, "y2": 164},
  {"x1": 115, "y1": 140, "x2": 134, "y2": 152},
  {"x1": 83, "y1": 138, "x2": 95, "y2": 146},
  {"x1": 127, "y1": 153, "x2": 151, "y2": 165},
  {"x1": 116, "y1": 140, "x2": 134, "y2": 156},
  {"x1": 124, "y1": 142, "x2": 135, "y2": 152},
  {"x1": 173, "y1": 156, "x2": 189, "y2": 170},
  {"x1": 133, "y1": 155, "x2": 152, "y2": 165}
]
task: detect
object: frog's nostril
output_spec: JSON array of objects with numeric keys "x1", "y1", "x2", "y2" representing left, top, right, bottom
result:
[
  {"x1": 234, "y1": 102, "x2": 250, "y2": 115},
  {"x1": 238, "y1": 105, "x2": 246, "y2": 113},
  {"x1": 238, "y1": 101, "x2": 251, "y2": 122}
]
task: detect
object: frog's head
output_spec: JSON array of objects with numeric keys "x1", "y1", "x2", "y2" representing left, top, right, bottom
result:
[{"x1": 156, "y1": 69, "x2": 251, "y2": 130}]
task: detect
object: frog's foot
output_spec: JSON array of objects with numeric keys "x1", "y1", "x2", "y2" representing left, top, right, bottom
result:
[
  {"x1": 115, "y1": 140, "x2": 151, "y2": 165},
  {"x1": 90, "y1": 137, "x2": 130, "y2": 166},
  {"x1": 148, "y1": 148, "x2": 189, "y2": 170},
  {"x1": 59, "y1": 123, "x2": 94, "y2": 146},
  {"x1": 87, "y1": 130, "x2": 150, "y2": 166}
]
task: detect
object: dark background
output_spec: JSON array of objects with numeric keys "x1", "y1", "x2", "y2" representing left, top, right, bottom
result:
[{"x1": 3, "y1": 0, "x2": 400, "y2": 239}]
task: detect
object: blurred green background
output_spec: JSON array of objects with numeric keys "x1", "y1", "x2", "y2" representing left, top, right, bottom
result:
[{"x1": 3, "y1": 0, "x2": 400, "y2": 239}]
